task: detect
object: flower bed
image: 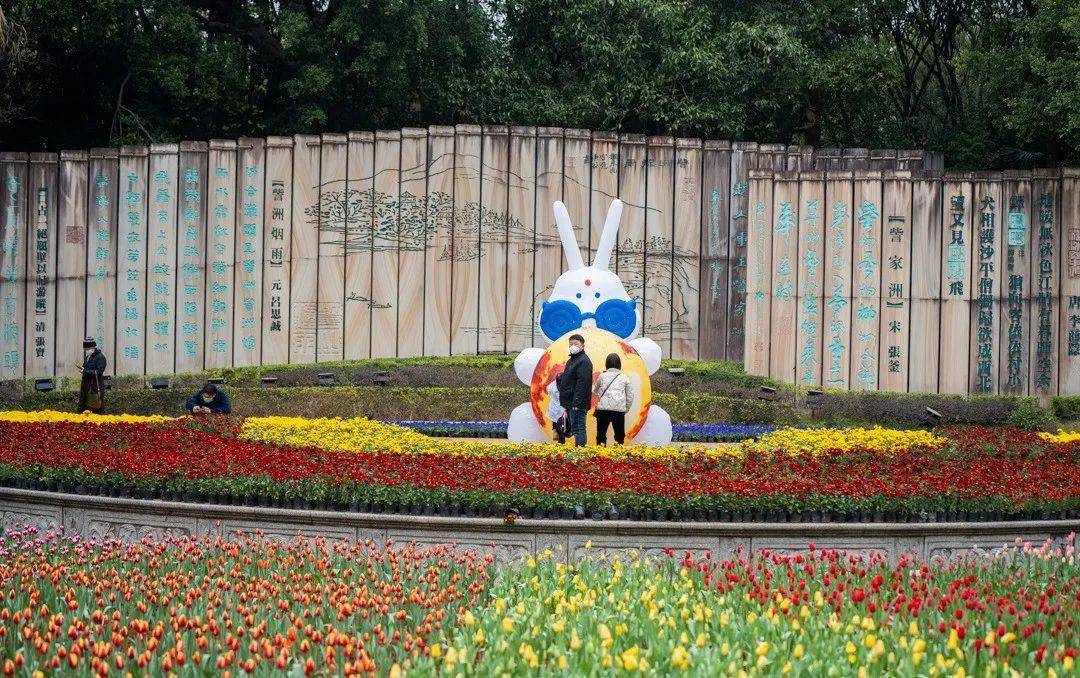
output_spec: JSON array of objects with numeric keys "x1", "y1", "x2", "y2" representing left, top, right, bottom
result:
[
  {"x1": 742, "y1": 426, "x2": 945, "y2": 454},
  {"x1": 1, "y1": 528, "x2": 1076, "y2": 676},
  {"x1": 0, "y1": 527, "x2": 489, "y2": 675},
  {"x1": 1040, "y1": 429, "x2": 1080, "y2": 444},
  {"x1": 0, "y1": 414, "x2": 1078, "y2": 521},
  {"x1": 388, "y1": 420, "x2": 779, "y2": 442},
  {"x1": 424, "y1": 539, "x2": 1079, "y2": 676},
  {"x1": 236, "y1": 416, "x2": 739, "y2": 461},
  {"x1": 0, "y1": 410, "x2": 171, "y2": 424}
]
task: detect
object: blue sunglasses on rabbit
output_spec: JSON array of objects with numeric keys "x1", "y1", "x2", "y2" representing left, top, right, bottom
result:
[
  {"x1": 539, "y1": 298, "x2": 638, "y2": 339},
  {"x1": 507, "y1": 198, "x2": 673, "y2": 446}
]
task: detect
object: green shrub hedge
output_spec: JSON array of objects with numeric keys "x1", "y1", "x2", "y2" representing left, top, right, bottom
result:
[
  {"x1": 1051, "y1": 395, "x2": 1080, "y2": 422},
  {"x1": 809, "y1": 391, "x2": 1034, "y2": 427},
  {"x1": 7, "y1": 386, "x2": 803, "y2": 425},
  {"x1": 5, "y1": 383, "x2": 1059, "y2": 429},
  {"x1": 0, "y1": 357, "x2": 1068, "y2": 428},
  {"x1": 38, "y1": 357, "x2": 776, "y2": 396}
]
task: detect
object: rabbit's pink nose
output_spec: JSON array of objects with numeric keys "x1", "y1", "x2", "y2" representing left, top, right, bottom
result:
[{"x1": 584, "y1": 279, "x2": 591, "y2": 286}]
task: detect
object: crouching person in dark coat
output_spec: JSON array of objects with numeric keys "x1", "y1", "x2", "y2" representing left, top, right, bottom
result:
[
  {"x1": 185, "y1": 384, "x2": 233, "y2": 415},
  {"x1": 77, "y1": 337, "x2": 107, "y2": 414}
]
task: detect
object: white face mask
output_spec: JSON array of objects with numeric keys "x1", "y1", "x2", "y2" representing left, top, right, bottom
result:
[{"x1": 569, "y1": 345, "x2": 582, "y2": 355}]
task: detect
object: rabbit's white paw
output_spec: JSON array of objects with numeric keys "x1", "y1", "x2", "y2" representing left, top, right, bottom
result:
[
  {"x1": 630, "y1": 405, "x2": 672, "y2": 446},
  {"x1": 513, "y1": 348, "x2": 545, "y2": 386},
  {"x1": 508, "y1": 402, "x2": 549, "y2": 442}
]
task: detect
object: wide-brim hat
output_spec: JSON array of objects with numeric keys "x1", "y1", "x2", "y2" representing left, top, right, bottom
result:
[{"x1": 83, "y1": 336, "x2": 97, "y2": 350}]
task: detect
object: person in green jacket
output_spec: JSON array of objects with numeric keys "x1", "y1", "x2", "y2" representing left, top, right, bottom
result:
[{"x1": 77, "y1": 337, "x2": 107, "y2": 414}]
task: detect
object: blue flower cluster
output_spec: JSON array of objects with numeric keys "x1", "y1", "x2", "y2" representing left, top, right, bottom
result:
[
  {"x1": 387, "y1": 420, "x2": 778, "y2": 442},
  {"x1": 672, "y1": 423, "x2": 778, "y2": 442},
  {"x1": 389, "y1": 420, "x2": 508, "y2": 438}
]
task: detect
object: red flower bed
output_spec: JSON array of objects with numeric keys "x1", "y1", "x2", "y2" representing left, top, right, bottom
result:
[{"x1": 1, "y1": 421, "x2": 1078, "y2": 518}]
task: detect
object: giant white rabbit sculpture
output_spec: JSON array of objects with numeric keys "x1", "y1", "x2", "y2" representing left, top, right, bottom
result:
[{"x1": 507, "y1": 198, "x2": 674, "y2": 445}]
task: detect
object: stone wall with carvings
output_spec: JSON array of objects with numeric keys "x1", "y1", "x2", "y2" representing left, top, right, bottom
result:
[{"x1": 3, "y1": 488, "x2": 1076, "y2": 565}]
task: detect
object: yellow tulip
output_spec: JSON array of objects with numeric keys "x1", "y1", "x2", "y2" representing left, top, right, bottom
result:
[
  {"x1": 671, "y1": 646, "x2": 690, "y2": 670},
  {"x1": 570, "y1": 630, "x2": 582, "y2": 650},
  {"x1": 599, "y1": 624, "x2": 613, "y2": 649}
]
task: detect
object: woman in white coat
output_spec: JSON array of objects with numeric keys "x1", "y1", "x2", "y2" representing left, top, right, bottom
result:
[{"x1": 592, "y1": 353, "x2": 635, "y2": 446}]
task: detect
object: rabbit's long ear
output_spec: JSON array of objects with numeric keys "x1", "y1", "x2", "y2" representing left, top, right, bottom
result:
[
  {"x1": 553, "y1": 201, "x2": 585, "y2": 271},
  {"x1": 592, "y1": 199, "x2": 622, "y2": 271}
]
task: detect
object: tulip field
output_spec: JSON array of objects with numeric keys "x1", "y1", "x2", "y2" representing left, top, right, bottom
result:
[
  {"x1": 0, "y1": 527, "x2": 1077, "y2": 676},
  {"x1": 0, "y1": 411, "x2": 1078, "y2": 520},
  {"x1": 1, "y1": 410, "x2": 1079, "y2": 675}
]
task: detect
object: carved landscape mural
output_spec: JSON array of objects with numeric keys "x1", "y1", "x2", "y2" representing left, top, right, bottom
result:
[{"x1": 6, "y1": 129, "x2": 1074, "y2": 395}]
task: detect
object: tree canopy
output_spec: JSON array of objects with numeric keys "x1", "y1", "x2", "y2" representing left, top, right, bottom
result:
[{"x1": 0, "y1": 0, "x2": 1076, "y2": 168}]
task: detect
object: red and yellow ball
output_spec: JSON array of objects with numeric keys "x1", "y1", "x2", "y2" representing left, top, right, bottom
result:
[{"x1": 528, "y1": 328, "x2": 653, "y2": 445}]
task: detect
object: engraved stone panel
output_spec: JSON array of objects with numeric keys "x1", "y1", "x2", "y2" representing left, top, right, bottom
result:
[
  {"x1": 749, "y1": 536, "x2": 893, "y2": 562},
  {"x1": 923, "y1": 533, "x2": 1053, "y2": 562},
  {"x1": 0, "y1": 501, "x2": 62, "y2": 534},
  {"x1": 85, "y1": 515, "x2": 195, "y2": 542},
  {"x1": 567, "y1": 534, "x2": 720, "y2": 562},
  {"x1": 388, "y1": 529, "x2": 533, "y2": 565},
  {"x1": 217, "y1": 520, "x2": 357, "y2": 543}
]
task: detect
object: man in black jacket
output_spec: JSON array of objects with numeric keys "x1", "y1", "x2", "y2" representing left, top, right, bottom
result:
[
  {"x1": 556, "y1": 333, "x2": 593, "y2": 446},
  {"x1": 77, "y1": 337, "x2": 107, "y2": 413}
]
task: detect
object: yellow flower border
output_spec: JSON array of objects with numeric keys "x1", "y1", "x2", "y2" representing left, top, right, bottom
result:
[
  {"x1": 0, "y1": 410, "x2": 173, "y2": 425},
  {"x1": 237, "y1": 415, "x2": 736, "y2": 461},
  {"x1": 740, "y1": 426, "x2": 945, "y2": 455},
  {"x1": 1037, "y1": 429, "x2": 1080, "y2": 444}
]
